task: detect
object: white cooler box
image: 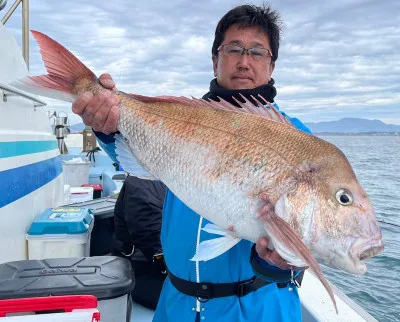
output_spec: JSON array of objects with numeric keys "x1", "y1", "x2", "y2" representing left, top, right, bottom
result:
[
  {"x1": 0, "y1": 257, "x2": 135, "y2": 322},
  {"x1": 26, "y1": 207, "x2": 94, "y2": 260},
  {"x1": 0, "y1": 295, "x2": 100, "y2": 321}
]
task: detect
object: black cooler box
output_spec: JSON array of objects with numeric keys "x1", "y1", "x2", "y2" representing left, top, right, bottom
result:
[
  {"x1": 0, "y1": 256, "x2": 134, "y2": 321},
  {"x1": 66, "y1": 197, "x2": 117, "y2": 256}
]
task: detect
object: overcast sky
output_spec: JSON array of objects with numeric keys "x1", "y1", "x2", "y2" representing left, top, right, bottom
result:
[{"x1": 2, "y1": 0, "x2": 399, "y2": 125}]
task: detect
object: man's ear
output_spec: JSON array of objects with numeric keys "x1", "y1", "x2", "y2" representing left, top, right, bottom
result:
[
  {"x1": 269, "y1": 62, "x2": 275, "y2": 79},
  {"x1": 212, "y1": 55, "x2": 218, "y2": 77}
]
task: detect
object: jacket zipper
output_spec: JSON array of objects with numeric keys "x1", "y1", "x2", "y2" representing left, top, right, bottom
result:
[{"x1": 195, "y1": 216, "x2": 203, "y2": 312}]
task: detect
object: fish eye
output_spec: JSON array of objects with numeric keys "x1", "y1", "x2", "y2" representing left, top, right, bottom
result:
[{"x1": 335, "y1": 189, "x2": 353, "y2": 206}]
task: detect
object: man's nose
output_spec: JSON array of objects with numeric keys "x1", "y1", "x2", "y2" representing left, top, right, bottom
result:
[{"x1": 237, "y1": 52, "x2": 250, "y2": 69}]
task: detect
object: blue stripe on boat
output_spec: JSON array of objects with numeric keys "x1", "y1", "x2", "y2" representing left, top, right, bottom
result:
[
  {"x1": 0, "y1": 141, "x2": 58, "y2": 158},
  {"x1": 0, "y1": 156, "x2": 63, "y2": 208}
]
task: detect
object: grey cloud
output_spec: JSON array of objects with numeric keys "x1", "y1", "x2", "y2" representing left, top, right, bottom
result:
[
  {"x1": 3, "y1": 0, "x2": 399, "y2": 124},
  {"x1": 272, "y1": 0, "x2": 400, "y2": 123}
]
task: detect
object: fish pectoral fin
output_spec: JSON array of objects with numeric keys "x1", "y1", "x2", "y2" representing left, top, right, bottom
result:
[
  {"x1": 190, "y1": 235, "x2": 241, "y2": 262},
  {"x1": 270, "y1": 241, "x2": 308, "y2": 268},
  {"x1": 202, "y1": 223, "x2": 229, "y2": 236},
  {"x1": 260, "y1": 206, "x2": 338, "y2": 314},
  {"x1": 263, "y1": 217, "x2": 305, "y2": 266},
  {"x1": 115, "y1": 134, "x2": 158, "y2": 180}
]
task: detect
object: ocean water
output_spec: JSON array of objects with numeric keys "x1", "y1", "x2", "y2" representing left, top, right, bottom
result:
[{"x1": 319, "y1": 135, "x2": 400, "y2": 322}]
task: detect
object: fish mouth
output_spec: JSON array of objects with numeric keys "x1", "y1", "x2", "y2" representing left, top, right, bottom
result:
[
  {"x1": 314, "y1": 234, "x2": 384, "y2": 275},
  {"x1": 340, "y1": 235, "x2": 384, "y2": 274},
  {"x1": 359, "y1": 239, "x2": 384, "y2": 260},
  {"x1": 352, "y1": 236, "x2": 384, "y2": 261}
]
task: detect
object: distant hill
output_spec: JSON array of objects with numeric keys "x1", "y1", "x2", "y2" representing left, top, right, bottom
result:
[
  {"x1": 70, "y1": 118, "x2": 400, "y2": 134},
  {"x1": 305, "y1": 118, "x2": 400, "y2": 133},
  {"x1": 69, "y1": 122, "x2": 85, "y2": 133}
]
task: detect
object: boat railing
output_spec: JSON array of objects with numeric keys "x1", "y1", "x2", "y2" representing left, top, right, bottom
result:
[
  {"x1": 1, "y1": 1, "x2": 45, "y2": 108},
  {"x1": 0, "y1": 82, "x2": 46, "y2": 107},
  {"x1": 1, "y1": 0, "x2": 30, "y2": 68}
]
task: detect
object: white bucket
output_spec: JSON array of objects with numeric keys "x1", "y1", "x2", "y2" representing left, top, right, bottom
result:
[{"x1": 62, "y1": 159, "x2": 90, "y2": 187}]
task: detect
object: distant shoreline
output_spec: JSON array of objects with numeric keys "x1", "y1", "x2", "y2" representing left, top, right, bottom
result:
[{"x1": 316, "y1": 132, "x2": 400, "y2": 136}]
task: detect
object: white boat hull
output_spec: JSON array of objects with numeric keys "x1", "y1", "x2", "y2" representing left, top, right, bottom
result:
[{"x1": 0, "y1": 94, "x2": 65, "y2": 264}]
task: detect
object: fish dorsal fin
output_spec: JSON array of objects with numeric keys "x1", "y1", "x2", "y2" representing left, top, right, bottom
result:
[
  {"x1": 127, "y1": 93, "x2": 294, "y2": 127},
  {"x1": 127, "y1": 93, "x2": 192, "y2": 104},
  {"x1": 230, "y1": 94, "x2": 293, "y2": 126}
]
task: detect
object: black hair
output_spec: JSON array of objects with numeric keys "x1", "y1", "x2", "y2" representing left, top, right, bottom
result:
[{"x1": 211, "y1": 4, "x2": 282, "y2": 63}]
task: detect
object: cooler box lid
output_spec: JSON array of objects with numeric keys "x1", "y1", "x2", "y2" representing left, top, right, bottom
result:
[
  {"x1": 65, "y1": 197, "x2": 117, "y2": 220},
  {"x1": 27, "y1": 207, "x2": 94, "y2": 235},
  {"x1": 0, "y1": 256, "x2": 134, "y2": 300}
]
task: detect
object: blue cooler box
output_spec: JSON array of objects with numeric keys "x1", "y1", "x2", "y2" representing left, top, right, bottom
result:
[{"x1": 26, "y1": 207, "x2": 94, "y2": 260}]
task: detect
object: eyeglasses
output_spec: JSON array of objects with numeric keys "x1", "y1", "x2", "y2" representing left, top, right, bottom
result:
[{"x1": 217, "y1": 44, "x2": 273, "y2": 62}]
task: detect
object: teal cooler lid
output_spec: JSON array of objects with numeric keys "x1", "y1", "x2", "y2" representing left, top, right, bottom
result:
[{"x1": 28, "y1": 207, "x2": 94, "y2": 235}]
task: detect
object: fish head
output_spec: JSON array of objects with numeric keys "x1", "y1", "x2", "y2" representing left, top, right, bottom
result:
[
  {"x1": 275, "y1": 156, "x2": 384, "y2": 275},
  {"x1": 314, "y1": 177, "x2": 384, "y2": 275}
]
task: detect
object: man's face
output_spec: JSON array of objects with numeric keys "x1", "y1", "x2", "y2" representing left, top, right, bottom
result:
[{"x1": 212, "y1": 24, "x2": 275, "y2": 90}]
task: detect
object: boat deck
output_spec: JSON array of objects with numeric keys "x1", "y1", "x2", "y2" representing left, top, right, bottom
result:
[{"x1": 131, "y1": 302, "x2": 155, "y2": 321}]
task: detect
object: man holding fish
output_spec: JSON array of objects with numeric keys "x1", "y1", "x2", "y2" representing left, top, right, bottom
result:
[
  {"x1": 73, "y1": 4, "x2": 308, "y2": 321},
  {"x1": 18, "y1": 3, "x2": 383, "y2": 322}
]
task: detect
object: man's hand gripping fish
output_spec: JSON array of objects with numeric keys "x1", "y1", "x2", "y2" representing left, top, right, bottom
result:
[{"x1": 13, "y1": 31, "x2": 384, "y2": 313}]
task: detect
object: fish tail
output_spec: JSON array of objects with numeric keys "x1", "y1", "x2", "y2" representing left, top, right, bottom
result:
[{"x1": 11, "y1": 30, "x2": 98, "y2": 102}]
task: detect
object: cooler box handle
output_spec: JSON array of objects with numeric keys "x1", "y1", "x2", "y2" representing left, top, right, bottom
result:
[{"x1": 0, "y1": 295, "x2": 99, "y2": 321}]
